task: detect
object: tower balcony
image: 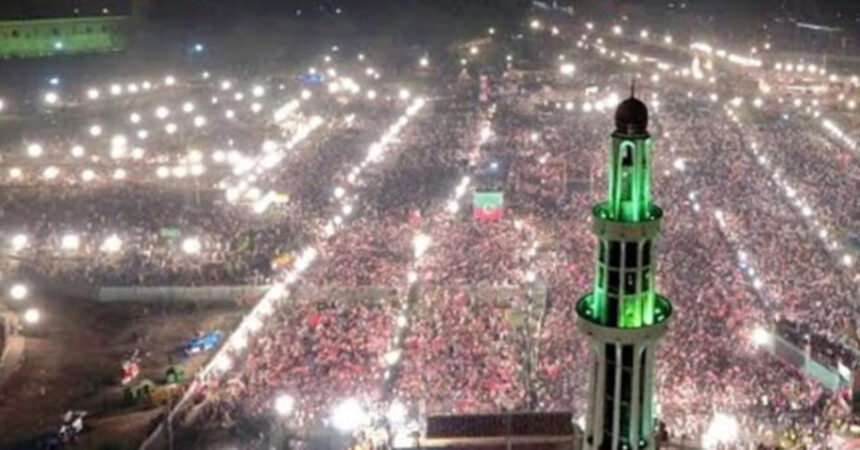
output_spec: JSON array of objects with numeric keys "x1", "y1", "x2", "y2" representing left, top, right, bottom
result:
[
  {"x1": 592, "y1": 203, "x2": 662, "y2": 241},
  {"x1": 576, "y1": 292, "x2": 672, "y2": 343}
]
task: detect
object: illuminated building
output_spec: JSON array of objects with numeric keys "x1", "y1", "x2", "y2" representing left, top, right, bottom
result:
[
  {"x1": 576, "y1": 91, "x2": 673, "y2": 449},
  {"x1": 0, "y1": 1, "x2": 151, "y2": 59}
]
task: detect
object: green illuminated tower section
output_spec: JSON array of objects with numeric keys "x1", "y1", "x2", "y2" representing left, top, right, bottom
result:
[{"x1": 576, "y1": 93, "x2": 672, "y2": 450}]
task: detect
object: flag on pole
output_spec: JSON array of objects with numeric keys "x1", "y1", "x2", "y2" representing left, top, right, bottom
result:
[{"x1": 473, "y1": 191, "x2": 504, "y2": 221}]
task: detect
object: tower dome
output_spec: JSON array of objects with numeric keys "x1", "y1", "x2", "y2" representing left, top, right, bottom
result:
[{"x1": 614, "y1": 96, "x2": 648, "y2": 135}]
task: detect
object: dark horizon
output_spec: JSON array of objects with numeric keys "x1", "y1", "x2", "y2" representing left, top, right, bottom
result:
[{"x1": 3, "y1": 0, "x2": 860, "y2": 21}]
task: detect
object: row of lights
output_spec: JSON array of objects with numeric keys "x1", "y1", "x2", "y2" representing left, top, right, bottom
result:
[
  {"x1": 178, "y1": 98, "x2": 430, "y2": 430},
  {"x1": 43, "y1": 75, "x2": 178, "y2": 106},
  {"x1": 6, "y1": 231, "x2": 204, "y2": 256}
]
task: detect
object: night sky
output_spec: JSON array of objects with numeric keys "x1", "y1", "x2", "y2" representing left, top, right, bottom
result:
[{"x1": 1, "y1": 0, "x2": 860, "y2": 23}]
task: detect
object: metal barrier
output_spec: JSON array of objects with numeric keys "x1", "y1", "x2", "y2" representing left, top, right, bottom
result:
[{"x1": 98, "y1": 285, "x2": 272, "y2": 302}]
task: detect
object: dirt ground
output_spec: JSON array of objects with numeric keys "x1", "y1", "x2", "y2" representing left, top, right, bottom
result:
[{"x1": 0, "y1": 293, "x2": 244, "y2": 450}]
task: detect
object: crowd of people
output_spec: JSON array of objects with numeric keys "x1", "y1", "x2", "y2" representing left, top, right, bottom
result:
[
  {"x1": 1, "y1": 67, "x2": 416, "y2": 287},
  {"x1": 197, "y1": 289, "x2": 396, "y2": 433},
  {"x1": 3, "y1": 15, "x2": 860, "y2": 450}
]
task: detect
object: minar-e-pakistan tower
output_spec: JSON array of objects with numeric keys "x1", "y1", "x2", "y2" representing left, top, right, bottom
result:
[{"x1": 577, "y1": 92, "x2": 673, "y2": 450}]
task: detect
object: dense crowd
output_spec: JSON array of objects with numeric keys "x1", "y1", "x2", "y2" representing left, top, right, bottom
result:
[
  {"x1": 3, "y1": 18, "x2": 860, "y2": 450},
  {"x1": 2, "y1": 76, "x2": 412, "y2": 286}
]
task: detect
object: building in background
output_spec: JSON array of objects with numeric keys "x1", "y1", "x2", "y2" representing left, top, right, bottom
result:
[{"x1": 0, "y1": 1, "x2": 149, "y2": 59}]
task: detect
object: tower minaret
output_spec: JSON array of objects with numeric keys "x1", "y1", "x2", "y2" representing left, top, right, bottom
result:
[{"x1": 576, "y1": 90, "x2": 673, "y2": 450}]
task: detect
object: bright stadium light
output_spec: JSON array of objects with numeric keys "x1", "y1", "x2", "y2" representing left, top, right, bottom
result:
[
  {"x1": 81, "y1": 169, "x2": 96, "y2": 182},
  {"x1": 751, "y1": 327, "x2": 771, "y2": 347},
  {"x1": 164, "y1": 75, "x2": 176, "y2": 86},
  {"x1": 702, "y1": 413, "x2": 739, "y2": 449},
  {"x1": 89, "y1": 125, "x2": 102, "y2": 137},
  {"x1": 252, "y1": 85, "x2": 265, "y2": 97},
  {"x1": 231, "y1": 332, "x2": 247, "y2": 350},
  {"x1": 113, "y1": 169, "x2": 127, "y2": 180},
  {"x1": 386, "y1": 401, "x2": 407, "y2": 424},
  {"x1": 27, "y1": 143, "x2": 43, "y2": 158},
  {"x1": 11, "y1": 234, "x2": 28, "y2": 251},
  {"x1": 384, "y1": 350, "x2": 401, "y2": 366},
  {"x1": 9, "y1": 284, "x2": 28, "y2": 300},
  {"x1": 182, "y1": 237, "x2": 201, "y2": 254},
  {"x1": 111, "y1": 134, "x2": 127, "y2": 148},
  {"x1": 61, "y1": 234, "x2": 80, "y2": 251},
  {"x1": 419, "y1": 56, "x2": 429, "y2": 67},
  {"x1": 165, "y1": 123, "x2": 178, "y2": 134},
  {"x1": 9, "y1": 167, "x2": 22, "y2": 179},
  {"x1": 182, "y1": 102, "x2": 195, "y2": 113},
  {"x1": 274, "y1": 394, "x2": 295, "y2": 417},
  {"x1": 559, "y1": 63, "x2": 576, "y2": 76},
  {"x1": 247, "y1": 315, "x2": 263, "y2": 332},
  {"x1": 101, "y1": 234, "x2": 122, "y2": 253},
  {"x1": 413, "y1": 233, "x2": 431, "y2": 258},
  {"x1": 215, "y1": 355, "x2": 232, "y2": 372},
  {"x1": 447, "y1": 200, "x2": 459, "y2": 214},
  {"x1": 530, "y1": 19, "x2": 541, "y2": 30},
  {"x1": 43, "y1": 166, "x2": 60, "y2": 180},
  {"x1": 110, "y1": 84, "x2": 122, "y2": 95},
  {"x1": 87, "y1": 88, "x2": 100, "y2": 100},
  {"x1": 130, "y1": 113, "x2": 141, "y2": 124},
  {"x1": 44, "y1": 92, "x2": 59, "y2": 105},
  {"x1": 155, "y1": 106, "x2": 170, "y2": 119},
  {"x1": 190, "y1": 164, "x2": 205, "y2": 177},
  {"x1": 23, "y1": 308, "x2": 40, "y2": 325},
  {"x1": 331, "y1": 398, "x2": 369, "y2": 432}
]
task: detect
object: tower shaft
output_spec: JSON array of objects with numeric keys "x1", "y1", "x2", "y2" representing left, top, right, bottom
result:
[{"x1": 577, "y1": 97, "x2": 672, "y2": 450}]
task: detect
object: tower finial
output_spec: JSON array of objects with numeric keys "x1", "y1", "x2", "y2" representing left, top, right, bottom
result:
[{"x1": 630, "y1": 78, "x2": 636, "y2": 99}]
